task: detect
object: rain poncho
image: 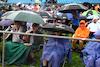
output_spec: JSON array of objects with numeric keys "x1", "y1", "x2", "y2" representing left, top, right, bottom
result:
[
  {"x1": 0, "y1": 31, "x2": 43, "y2": 65},
  {"x1": 41, "y1": 38, "x2": 72, "y2": 67},
  {"x1": 82, "y1": 30, "x2": 100, "y2": 67},
  {"x1": 75, "y1": 20, "x2": 90, "y2": 38}
]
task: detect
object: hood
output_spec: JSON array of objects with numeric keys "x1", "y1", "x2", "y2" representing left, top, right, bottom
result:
[
  {"x1": 94, "y1": 30, "x2": 100, "y2": 39},
  {"x1": 79, "y1": 20, "x2": 86, "y2": 28}
]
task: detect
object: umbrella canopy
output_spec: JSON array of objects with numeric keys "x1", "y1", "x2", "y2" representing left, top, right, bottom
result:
[
  {"x1": 1, "y1": 11, "x2": 16, "y2": 19},
  {"x1": 49, "y1": 12, "x2": 62, "y2": 20},
  {"x1": 59, "y1": 13, "x2": 68, "y2": 19},
  {"x1": 35, "y1": 11, "x2": 54, "y2": 19},
  {"x1": 87, "y1": 15, "x2": 100, "y2": 20},
  {"x1": 83, "y1": 2, "x2": 92, "y2": 9},
  {"x1": 81, "y1": 9, "x2": 99, "y2": 16},
  {"x1": 80, "y1": 15, "x2": 87, "y2": 20},
  {"x1": 59, "y1": 13, "x2": 73, "y2": 19},
  {"x1": 0, "y1": 20, "x2": 13, "y2": 26},
  {"x1": 42, "y1": 23, "x2": 74, "y2": 33},
  {"x1": 44, "y1": 7, "x2": 53, "y2": 11},
  {"x1": 59, "y1": 3, "x2": 87, "y2": 13},
  {"x1": 36, "y1": 11, "x2": 62, "y2": 20},
  {"x1": 4, "y1": 11, "x2": 45, "y2": 24}
]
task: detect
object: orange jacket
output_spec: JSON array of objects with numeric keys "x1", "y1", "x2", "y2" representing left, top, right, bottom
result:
[
  {"x1": 74, "y1": 20, "x2": 90, "y2": 38},
  {"x1": 94, "y1": 5, "x2": 98, "y2": 11}
]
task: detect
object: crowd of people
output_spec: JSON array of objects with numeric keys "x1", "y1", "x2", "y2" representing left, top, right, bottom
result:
[{"x1": 0, "y1": 2, "x2": 100, "y2": 67}]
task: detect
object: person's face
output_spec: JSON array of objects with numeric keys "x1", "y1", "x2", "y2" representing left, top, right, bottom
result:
[
  {"x1": 80, "y1": 23, "x2": 85, "y2": 28},
  {"x1": 14, "y1": 23, "x2": 20, "y2": 29},
  {"x1": 55, "y1": 31, "x2": 62, "y2": 36},
  {"x1": 93, "y1": 19, "x2": 97, "y2": 23},
  {"x1": 32, "y1": 26, "x2": 39, "y2": 32}
]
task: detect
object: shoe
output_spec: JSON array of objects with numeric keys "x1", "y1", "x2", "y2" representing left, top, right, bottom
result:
[
  {"x1": 31, "y1": 58, "x2": 37, "y2": 64},
  {"x1": 77, "y1": 49, "x2": 81, "y2": 53},
  {"x1": 79, "y1": 52, "x2": 83, "y2": 58},
  {"x1": 71, "y1": 48, "x2": 76, "y2": 52}
]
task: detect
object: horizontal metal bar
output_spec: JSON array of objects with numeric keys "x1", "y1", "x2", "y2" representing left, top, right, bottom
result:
[{"x1": 0, "y1": 30, "x2": 100, "y2": 42}]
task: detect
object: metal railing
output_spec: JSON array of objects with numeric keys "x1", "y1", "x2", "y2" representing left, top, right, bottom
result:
[{"x1": 0, "y1": 30, "x2": 100, "y2": 67}]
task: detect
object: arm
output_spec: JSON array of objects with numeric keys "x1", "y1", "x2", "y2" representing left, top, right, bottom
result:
[{"x1": 71, "y1": 11, "x2": 79, "y2": 19}]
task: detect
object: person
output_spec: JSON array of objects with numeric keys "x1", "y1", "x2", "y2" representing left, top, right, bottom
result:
[
  {"x1": 23, "y1": 23, "x2": 44, "y2": 62},
  {"x1": 71, "y1": 10, "x2": 80, "y2": 31},
  {"x1": 0, "y1": 23, "x2": 43, "y2": 65},
  {"x1": 81, "y1": 30, "x2": 100, "y2": 67},
  {"x1": 94, "y1": 4, "x2": 99, "y2": 11},
  {"x1": 41, "y1": 31, "x2": 72, "y2": 67},
  {"x1": 87, "y1": 18, "x2": 100, "y2": 38},
  {"x1": 6, "y1": 21, "x2": 27, "y2": 42},
  {"x1": 72, "y1": 20, "x2": 90, "y2": 52}
]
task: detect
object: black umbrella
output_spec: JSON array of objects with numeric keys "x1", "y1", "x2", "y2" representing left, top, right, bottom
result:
[
  {"x1": 50, "y1": 13, "x2": 62, "y2": 20},
  {"x1": 36, "y1": 11, "x2": 62, "y2": 20},
  {"x1": 59, "y1": 3, "x2": 87, "y2": 13},
  {"x1": 42, "y1": 23, "x2": 74, "y2": 33},
  {"x1": 83, "y1": 2, "x2": 92, "y2": 9},
  {"x1": 44, "y1": 7, "x2": 52, "y2": 11},
  {"x1": 60, "y1": 13, "x2": 68, "y2": 20},
  {"x1": 35, "y1": 11, "x2": 53, "y2": 19},
  {"x1": 80, "y1": 15, "x2": 87, "y2": 21}
]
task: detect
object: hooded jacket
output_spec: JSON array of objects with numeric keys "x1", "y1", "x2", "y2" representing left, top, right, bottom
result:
[
  {"x1": 74, "y1": 20, "x2": 90, "y2": 38},
  {"x1": 81, "y1": 30, "x2": 100, "y2": 67}
]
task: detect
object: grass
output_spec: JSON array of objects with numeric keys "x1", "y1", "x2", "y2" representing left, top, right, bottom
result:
[{"x1": 0, "y1": 33, "x2": 86, "y2": 67}]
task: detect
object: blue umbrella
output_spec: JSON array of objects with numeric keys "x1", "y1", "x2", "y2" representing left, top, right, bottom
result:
[
  {"x1": 59, "y1": 13, "x2": 73, "y2": 19},
  {"x1": 0, "y1": 20, "x2": 14, "y2": 26}
]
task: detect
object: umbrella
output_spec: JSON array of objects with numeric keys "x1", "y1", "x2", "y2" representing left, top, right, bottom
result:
[
  {"x1": 81, "y1": 9, "x2": 99, "y2": 16},
  {"x1": 87, "y1": 15, "x2": 100, "y2": 20},
  {"x1": 1, "y1": 11, "x2": 16, "y2": 19},
  {"x1": 59, "y1": 13, "x2": 73, "y2": 19},
  {"x1": 42, "y1": 23, "x2": 74, "y2": 33},
  {"x1": 35, "y1": 11, "x2": 61, "y2": 20},
  {"x1": 5, "y1": 11, "x2": 45, "y2": 24},
  {"x1": 0, "y1": 20, "x2": 13, "y2": 26},
  {"x1": 35, "y1": 11, "x2": 54, "y2": 19},
  {"x1": 83, "y1": 2, "x2": 92, "y2": 9},
  {"x1": 44, "y1": 7, "x2": 53, "y2": 11},
  {"x1": 80, "y1": 16, "x2": 87, "y2": 21},
  {"x1": 59, "y1": 13, "x2": 68, "y2": 19},
  {"x1": 50, "y1": 13, "x2": 62, "y2": 20},
  {"x1": 59, "y1": 3, "x2": 87, "y2": 13}
]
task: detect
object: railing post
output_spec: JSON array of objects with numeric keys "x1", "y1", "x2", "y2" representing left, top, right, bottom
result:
[{"x1": 2, "y1": 33, "x2": 5, "y2": 67}]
